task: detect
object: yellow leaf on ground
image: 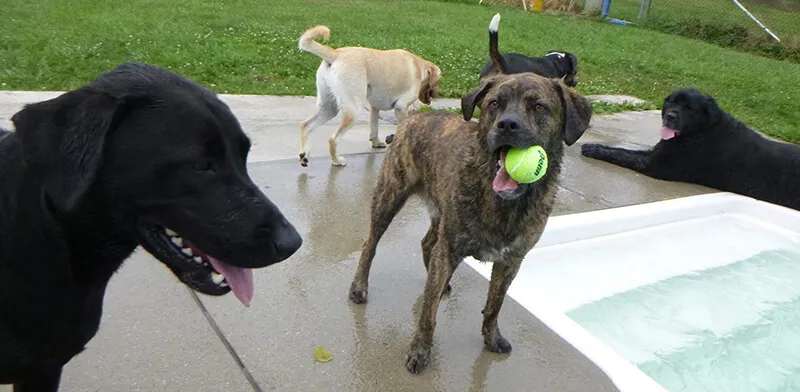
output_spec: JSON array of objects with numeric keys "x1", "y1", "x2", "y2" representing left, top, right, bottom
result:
[{"x1": 314, "y1": 345, "x2": 332, "y2": 363}]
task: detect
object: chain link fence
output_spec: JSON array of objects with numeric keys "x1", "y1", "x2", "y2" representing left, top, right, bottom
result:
[{"x1": 476, "y1": 0, "x2": 800, "y2": 62}]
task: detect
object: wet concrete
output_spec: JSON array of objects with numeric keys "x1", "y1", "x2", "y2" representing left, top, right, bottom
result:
[{"x1": 0, "y1": 91, "x2": 714, "y2": 392}]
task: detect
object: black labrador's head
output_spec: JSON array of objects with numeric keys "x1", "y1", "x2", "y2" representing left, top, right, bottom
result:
[
  {"x1": 461, "y1": 72, "x2": 592, "y2": 200},
  {"x1": 660, "y1": 88, "x2": 724, "y2": 141},
  {"x1": 11, "y1": 62, "x2": 302, "y2": 307},
  {"x1": 547, "y1": 50, "x2": 579, "y2": 88}
]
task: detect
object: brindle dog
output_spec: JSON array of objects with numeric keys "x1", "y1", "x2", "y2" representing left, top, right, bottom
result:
[{"x1": 348, "y1": 72, "x2": 592, "y2": 373}]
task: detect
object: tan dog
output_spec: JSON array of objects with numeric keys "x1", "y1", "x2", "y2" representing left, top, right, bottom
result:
[
  {"x1": 297, "y1": 25, "x2": 442, "y2": 167},
  {"x1": 348, "y1": 73, "x2": 592, "y2": 373}
]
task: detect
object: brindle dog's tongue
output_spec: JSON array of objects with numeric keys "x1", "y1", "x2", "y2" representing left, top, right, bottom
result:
[
  {"x1": 493, "y1": 149, "x2": 519, "y2": 192},
  {"x1": 208, "y1": 256, "x2": 254, "y2": 307}
]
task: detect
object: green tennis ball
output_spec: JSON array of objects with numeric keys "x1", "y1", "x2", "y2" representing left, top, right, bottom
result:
[{"x1": 505, "y1": 145, "x2": 548, "y2": 183}]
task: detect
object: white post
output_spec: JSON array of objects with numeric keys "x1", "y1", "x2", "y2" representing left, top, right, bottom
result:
[{"x1": 731, "y1": 0, "x2": 781, "y2": 42}]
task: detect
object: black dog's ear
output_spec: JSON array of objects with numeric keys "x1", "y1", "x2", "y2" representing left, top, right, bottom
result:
[
  {"x1": 704, "y1": 95, "x2": 722, "y2": 126},
  {"x1": 461, "y1": 76, "x2": 499, "y2": 121},
  {"x1": 11, "y1": 87, "x2": 127, "y2": 212},
  {"x1": 566, "y1": 53, "x2": 578, "y2": 73},
  {"x1": 554, "y1": 81, "x2": 593, "y2": 146}
]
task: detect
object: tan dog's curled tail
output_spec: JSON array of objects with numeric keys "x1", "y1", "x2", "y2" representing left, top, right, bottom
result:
[{"x1": 299, "y1": 25, "x2": 337, "y2": 63}]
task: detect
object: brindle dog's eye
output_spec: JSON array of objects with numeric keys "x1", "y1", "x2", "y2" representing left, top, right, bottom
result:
[
  {"x1": 488, "y1": 100, "x2": 499, "y2": 109},
  {"x1": 534, "y1": 104, "x2": 546, "y2": 112}
]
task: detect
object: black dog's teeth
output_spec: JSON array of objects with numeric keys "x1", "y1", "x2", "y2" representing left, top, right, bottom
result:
[{"x1": 164, "y1": 227, "x2": 204, "y2": 265}]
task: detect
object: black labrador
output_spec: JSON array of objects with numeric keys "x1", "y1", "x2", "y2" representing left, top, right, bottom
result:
[
  {"x1": 581, "y1": 88, "x2": 800, "y2": 211},
  {"x1": 0, "y1": 62, "x2": 303, "y2": 391},
  {"x1": 479, "y1": 13, "x2": 579, "y2": 87}
]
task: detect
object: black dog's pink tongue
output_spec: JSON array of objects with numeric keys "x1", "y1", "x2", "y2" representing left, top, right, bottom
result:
[
  {"x1": 208, "y1": 256, "x2": 254, "y2": 307},
  {"x1": 493, "y1": 148, "x2": 519, "y2": 193},
  {"x1": 660, "y1": 126, "x2": 679, "y2": 140}
]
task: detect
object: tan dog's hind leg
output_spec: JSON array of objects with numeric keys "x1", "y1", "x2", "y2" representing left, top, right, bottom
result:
[
  {"x1": 300, "y1": 81, "x2": 338, "y2": 167},
  {"x1": 369, "y1": 106, "x2": 386, "y2": 149},
  {"x1": 406, "y1": 234, "x2": 457, "y2": 374},
  {"x1": 329, "y1": 108, "x2": 356, "y2": 166},
  {"x1": 481, "y1": 261, "x2": 522, "y2": 354}
]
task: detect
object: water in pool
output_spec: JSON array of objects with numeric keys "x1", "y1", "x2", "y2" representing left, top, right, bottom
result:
[{"x1": 567, "y1": 247, "x2": 800, "y2": 392}]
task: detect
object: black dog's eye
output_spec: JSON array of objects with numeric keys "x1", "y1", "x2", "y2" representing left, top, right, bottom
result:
[
  {"x1": 192, "y1": 160, "x2": 213, "y2": 172},
  {"x1": 534, "y1": 104, "x2": 546, "y2": 113},
  {"x1": 488, "y1": 100, "x2": 500, "y2": 109}
]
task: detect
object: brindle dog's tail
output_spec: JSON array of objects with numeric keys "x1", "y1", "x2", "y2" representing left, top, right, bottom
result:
[{"x1": 487, "y1": 14, "x2": 506, "y2": 75}]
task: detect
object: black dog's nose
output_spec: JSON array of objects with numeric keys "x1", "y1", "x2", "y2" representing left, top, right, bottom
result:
[
  {"x1": 665, "y1": 111, "x2": 677, "y2": 123},
  {"x1": 273, "y1": 223, "x2": 303, "y2": 259},
  {"x1": 497, "y1": 116, "x2": 521, "y2": 132}
]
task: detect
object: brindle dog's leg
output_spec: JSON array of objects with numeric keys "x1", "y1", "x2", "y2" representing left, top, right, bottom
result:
[
  {"x1": 349, "y1": 167, "x2": 413, "y2": 304},
  {"x1": 406, "y1": 235, "x2": 458, "y2": 374},
  {"x1": 481, "y1": 260, "x2": 522, "y2": 354},
  {"x1": 421, "y1": 218, "x2": 452, "y2": 295}
]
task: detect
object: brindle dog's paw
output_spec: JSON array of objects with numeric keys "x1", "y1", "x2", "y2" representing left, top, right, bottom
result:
[
  {"x1": 348, "y1": 283, "x2": 368, "y2": 304},
  {"x1": 443, "y1": 284, "x2": 452, "y2": 296},
  {"x1": 405, "y1": 347, "x2": 431, "y2": 374},
  {"x1": 298, "y1": 152, "x2": 309, "y2": 167},
  {"x1": 484, "y1": 334, "x2": 512, "y2": 354},
  {"x1": 580, "y1": 143, "x2": 607, "y2": 159}
]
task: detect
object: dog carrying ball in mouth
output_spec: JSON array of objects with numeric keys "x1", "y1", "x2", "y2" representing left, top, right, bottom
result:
[{"x1": 349, "y1": 72, "x2": 592, "y2": 373}]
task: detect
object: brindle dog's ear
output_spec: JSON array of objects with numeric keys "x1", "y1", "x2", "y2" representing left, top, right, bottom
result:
[
  {"x1": 461, "y1": 76, "x2": 498, "y2": 121},
  {"x1": 11, "y1": 87, "x2": 128, "y2": 212},
  {"x1": 554, "y1": 81, "x2": 592, "y2": 146}
]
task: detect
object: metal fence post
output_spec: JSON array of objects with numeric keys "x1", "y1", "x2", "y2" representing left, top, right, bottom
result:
[{"x1": 637, "y1": 0, "x2": 652, "y2": 23}]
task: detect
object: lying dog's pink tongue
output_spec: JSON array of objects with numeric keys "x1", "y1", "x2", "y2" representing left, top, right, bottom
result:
[
  {"x1": 660, "y1": 126, "x2": 679, "y2": 140},
  {"x1": 493, "y1": 149, "x2": 519, "y2": 193},
  {"x1": 208, "y1": 256, "x2": 254, "y2": 307}
]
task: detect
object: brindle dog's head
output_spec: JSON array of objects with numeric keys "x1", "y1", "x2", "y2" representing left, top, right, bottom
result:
[{"x1": 461, "y1": 73, "x2": 592, "y2": 199}]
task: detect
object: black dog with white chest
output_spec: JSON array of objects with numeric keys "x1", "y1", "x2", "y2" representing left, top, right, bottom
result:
[
  {"x1": 479, "y1": 14, "x2": 579, "y2": 87},
  {"x1": 581, "y1": 88, "x2": 800, "y2": 211},
  {"x1": 0, "y1": 63, "x2": 303, "y2": 391}
]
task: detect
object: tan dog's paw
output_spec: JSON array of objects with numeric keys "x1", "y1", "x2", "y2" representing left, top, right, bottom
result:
[
  {"x1": 348, "y1": 282, "x2": 368, "y2": 304},
  {"x1": 331, "y1": 156, "x2": 347, "y2": 166},
  {"x1": 370, "y1": 138, "x2": 387, "y2": 149},
  {"x1": 298, "y1": 152, "x2": 309, "y2": 167},
  {"x1": 405, "y1": 346, "x2": 431, "y2": 374},
  {"x1": 483, "y1": 333, "x2": 512, "y2": 354}
]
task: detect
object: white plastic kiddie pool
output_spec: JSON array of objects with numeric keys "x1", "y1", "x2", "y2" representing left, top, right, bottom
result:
[{"x1": 465, "y1": 193, "x2": 800, "y2": 392}]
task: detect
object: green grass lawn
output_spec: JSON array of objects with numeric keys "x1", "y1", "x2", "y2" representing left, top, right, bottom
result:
[{"x1": 1, "y1": 0, "x2": 798, "y2": 142}]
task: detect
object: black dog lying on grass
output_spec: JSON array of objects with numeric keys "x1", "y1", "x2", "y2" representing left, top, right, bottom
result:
[
  {"x1": 0, "y1": 62, "x2": 302, "y2": 391},
  {"x1": 581, "y1": 88, "x2": 800, "y2": 211}
]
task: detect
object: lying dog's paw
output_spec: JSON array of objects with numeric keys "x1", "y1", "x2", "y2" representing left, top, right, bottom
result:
[
  {"x1": 484, "y1": 334, "x2": 512, "y2": 354},
  {"x1": 405, "y1": 347, "x2": 431, "y2": 374},
  {"x1": 580, "y1": 143, "x2": 607, "y2": 159},
  {"x1": 299, "y1": 152, "x2": 309, "y2": 167},
  {"x1": 349, "y1": 283, "x2": 368, "y2": 304}
]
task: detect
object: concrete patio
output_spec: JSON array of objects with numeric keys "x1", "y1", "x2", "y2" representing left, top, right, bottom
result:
[{"x1": 0, "y1": 92, "x2": 713, "y2": 392}]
